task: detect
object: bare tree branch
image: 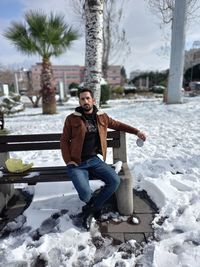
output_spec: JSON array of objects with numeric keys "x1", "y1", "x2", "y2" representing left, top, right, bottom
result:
[
  {"x1": 0, "y1": 65, "x2": 15, "y2": 86},
  {"x1": 146, "y1": 0, "x2": 200, "y2": 25}
]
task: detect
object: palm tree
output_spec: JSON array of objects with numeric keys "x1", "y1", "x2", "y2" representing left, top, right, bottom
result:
[{"x1": 4, "y1": 10, "x2": 79, "y2": 114}]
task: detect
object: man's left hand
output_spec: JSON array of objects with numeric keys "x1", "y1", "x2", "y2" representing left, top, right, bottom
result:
[{"x1": 137, "y1": 131, "x2": 146, "y2": 141}]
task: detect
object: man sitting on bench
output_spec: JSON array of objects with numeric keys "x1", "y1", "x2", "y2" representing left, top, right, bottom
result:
[{"x1": 60, "y1": 88, "x2": 146, "y2": 230}]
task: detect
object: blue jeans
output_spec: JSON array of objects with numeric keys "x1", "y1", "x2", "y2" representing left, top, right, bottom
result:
[{"x1": 66, "y1": 156, "x2": 120, "y2": 210}]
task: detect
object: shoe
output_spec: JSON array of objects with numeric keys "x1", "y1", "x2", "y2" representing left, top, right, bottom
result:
[
  {"x1": 82, "y1": 212, "x2": 95, "y2": 230},
  {"x1": 93, "y1": 209, "x2": 101, "y2": 220},
  {"x1": 82, "y1": 205, "x2": 101, "y2": 230},
  {"x1": 82, "y1": 196, "x2": 94, "y2": 213},
  {"x1": 81, "y1": 187, "x2": 104, "y2": 213}
]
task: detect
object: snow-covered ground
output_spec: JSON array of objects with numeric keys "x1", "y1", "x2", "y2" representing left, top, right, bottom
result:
[{"x1": 0, "y1": 95, "x2": 200, "y2": 266}]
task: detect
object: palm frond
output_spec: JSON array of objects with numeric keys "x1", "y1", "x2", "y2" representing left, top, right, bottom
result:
[
  {"x1": 25, "y1": 10, "x2": 47, "y2": 39},
  {"x1": 4, "y1": 22, "x2": 38, "y2": 56},
  {"x1": 4, "y1": 9, "x2": 79, "y2": 59}
]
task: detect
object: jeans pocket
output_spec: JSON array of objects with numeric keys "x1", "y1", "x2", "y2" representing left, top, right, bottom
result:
[
  {"x1": 66, "y1": 164, "x2": 76, "y2": 176},
  {"x1": 67, "y1": 164, "x2": 76, "y2": 169}
]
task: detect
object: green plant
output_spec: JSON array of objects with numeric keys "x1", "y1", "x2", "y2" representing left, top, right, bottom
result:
[
  {"x1": 70, "y1": 88, "x2": 78, "y2": 97},
  {"x1": 100, "y1": 84, "x2": 110, "y2": 104},
  {"x1": 151, "y1": 85, "x2": 166, "y2": 94},
  {"x1": 69, "y1": 82, "x2": 79, "y2": 89},
  {"x1": 112, "y1": 86, "x2": 124, "y2": 95}
]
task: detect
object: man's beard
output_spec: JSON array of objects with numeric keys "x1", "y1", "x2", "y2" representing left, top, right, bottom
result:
[{"x1": 82, "y1": 104, "x2": 93, "y2": 112}]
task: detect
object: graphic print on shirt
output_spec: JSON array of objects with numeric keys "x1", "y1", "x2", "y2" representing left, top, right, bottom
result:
[{"x1": 85, "y1": 119, "x2": 97, "y2": 133}]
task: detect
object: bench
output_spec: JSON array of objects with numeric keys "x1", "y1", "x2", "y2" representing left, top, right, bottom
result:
[{"x1": 0, "y1": 131, "x2": 134, "y2": 215}]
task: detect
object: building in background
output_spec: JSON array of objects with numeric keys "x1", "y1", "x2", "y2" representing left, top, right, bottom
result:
[
  {"x1": 106, "y1": 65, "x2": 122, "y2": 86},
  {"x1": 30, "y1": 64, "x2": 122, "y2": 95},
  {"x1": 183, "y1": 41, "x2": 200, "y2": 86},
  {"x1": 184, "y1": 47, "x2": 200, "y2": 72},
  {"x1": 31, "y1": 64, "x2": 85, "y2": 94}
]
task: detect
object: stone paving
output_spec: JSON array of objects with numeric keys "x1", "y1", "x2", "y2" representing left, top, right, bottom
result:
[{"x1": 99, "y1": 190, "x2": 158, "y2": 244}]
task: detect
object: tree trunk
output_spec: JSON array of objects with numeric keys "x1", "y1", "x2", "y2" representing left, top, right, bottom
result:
[
  {"x1": 84, "y1": 0, "x2": 104, "y2": 107},
  {"x1": 167, "y1": 0, "x2": 187, "y2": 104},
  {"x1": 28, "y1": 95, "x2": 42, "y2": 108},
  {"x1": 41, "y1": 58, "x2": 56, "y2": 114}
]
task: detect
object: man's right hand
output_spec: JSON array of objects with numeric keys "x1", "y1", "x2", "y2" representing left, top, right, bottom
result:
[{"x1": 67, "y1": 161, "x2": 78, "y2": 166}]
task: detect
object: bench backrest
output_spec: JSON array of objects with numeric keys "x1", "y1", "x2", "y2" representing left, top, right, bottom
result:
[{"x1": 0, "y1": 130, "x2": 127, "y2": 163}]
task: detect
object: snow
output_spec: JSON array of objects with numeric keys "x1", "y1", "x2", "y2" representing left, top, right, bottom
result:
[
  {"x1": 0, "y1": 95, "x2": 200, "y2": 266},
  {"x1": 132, "y1": 217, "x2": 140, "y2": 225},
  {"x1": 112, "y1": 161, "x2": 122, "y2": 174}
]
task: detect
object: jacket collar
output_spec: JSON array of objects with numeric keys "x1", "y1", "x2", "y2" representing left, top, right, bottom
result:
[
  {"x1": 73, "y1": 105, "x2": 104, "y2": 116},
  {"x1": 73, "y1": 110, "x2": 104, "y2": 116}
]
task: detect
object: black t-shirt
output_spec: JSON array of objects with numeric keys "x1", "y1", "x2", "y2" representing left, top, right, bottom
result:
[{"x1": 81, "y1": 112, "x2": 101, "y2": 161}]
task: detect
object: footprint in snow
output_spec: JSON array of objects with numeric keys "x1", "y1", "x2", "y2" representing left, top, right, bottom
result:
[{"x1": 35, "y1": 209, "x2": 68, "y2": 237}]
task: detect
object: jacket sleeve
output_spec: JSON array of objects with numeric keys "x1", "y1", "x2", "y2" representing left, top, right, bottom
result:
[
  {"x1": 106, "y1": 114, "x2": 140, "y2": 135},
  {"x1": 60, "y1": 116, "x2": 72, "y2": 164}
]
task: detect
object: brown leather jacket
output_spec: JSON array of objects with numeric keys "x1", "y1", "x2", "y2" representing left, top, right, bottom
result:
[{"x1": 60, "y1": 109, "x2": 140, "y2": 165}]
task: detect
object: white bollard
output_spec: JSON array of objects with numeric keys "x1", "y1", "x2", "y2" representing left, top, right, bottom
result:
[{"x1": 115, "y1": 163, "x2": 134, "y2": 215}]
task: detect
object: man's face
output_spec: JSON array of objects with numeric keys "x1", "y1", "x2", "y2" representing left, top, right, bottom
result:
[{"x1": 79, "y1": 91, "x2": 95, "y2": 113}]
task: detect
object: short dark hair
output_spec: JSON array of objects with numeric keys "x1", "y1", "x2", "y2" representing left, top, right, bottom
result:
[{"x1": 78, "y1": 88, "x2": 94, "y2": 98}]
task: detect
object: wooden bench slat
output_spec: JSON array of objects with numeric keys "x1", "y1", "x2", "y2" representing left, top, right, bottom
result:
[
  {"x1": 0, "y1": 174, "x2": 71, "y2": 185},
  {"x1": 1, "y1": 166, "x2": 67, "y2": 176},
  {"x1": 107, "y1": 131, "x2": 120, "y2": 139},
  {"x1": 25, "y1": 166, "x2": 67, "y2": 172},
  {"x1": 0, "y1": 134, "x2": 61, "y2": 143},
  {"x1": 0, "y1": 167, "x2": 72, "y2": 185},
  {"x1": 0, "y1": 131, "x2": 120, "y2": 144},
  {"x1": 0, "y1": 139, "x2": 120, "y2": 152},
  {"x1": 0, "y1": 142, "x2": 61, "y2": 152},
  {"x1": 0, "y1": 164, "x2": 124, "y2": 185}
]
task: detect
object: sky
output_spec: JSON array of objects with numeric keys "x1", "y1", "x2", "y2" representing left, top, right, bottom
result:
[
  {"x1": 0, "y1": 0, "x2": 200, "y2": 77},
  {"x1": 0, "y1": 94, "x2": 200, "y2": 266}
]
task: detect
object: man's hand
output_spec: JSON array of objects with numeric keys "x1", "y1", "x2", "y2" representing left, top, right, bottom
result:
[
  {"x1": 67, "y1": 161, "x2": 78, "y2": 166},
  {"x1": 137, "y1": 131, "x2": 146, "y2": 141}
]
